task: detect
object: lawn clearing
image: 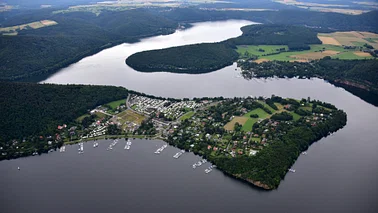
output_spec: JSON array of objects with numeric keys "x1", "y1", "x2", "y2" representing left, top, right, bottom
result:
[
  {"x1": 225, "y1": 116, "x2": 249, "y2": 131},
  {"x1": 242, "y1": 118, "x2": 258, "y2": 131},
  {"x1": 106, "y1": 99, "x2": 126, "y2": 110},
  {"x1": 237, "y1": 45, "x2": 288, "y2": 57},
  {"x1": 244, "y1": 108, "x2": 270, "y2": 119},
  {"x1": 180, "y1": 111, "x2": 195, "y2": 121}
]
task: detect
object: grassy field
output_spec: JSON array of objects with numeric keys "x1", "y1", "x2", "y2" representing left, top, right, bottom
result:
[
  {"x1": 241, "y1": 118, "x2": 257, "y2": 131},
  {"x1": 225, "y1": 116, "x2": 249, "y2": 131},
  {"x1": 180, "y1": 111, "x2": 195, "y2": 121},
  {"x1": 237, "y1": 45, "x2": 288, "y2": 57},
  {"x1": 106, "y1": 99, "x2": 126, "y2": 110},
  {"x1": 237, "y1": 42, "x2": 374, "y2": 62},
  {"x1": 0, "y1": 20, "x2": 57, "y2": 35},
  {"x1": 244, "y1": 108, "x2": 270, "y2": 119},
  {"x1": 239, "y1": 101, "x2": 304, "y2": 131}
]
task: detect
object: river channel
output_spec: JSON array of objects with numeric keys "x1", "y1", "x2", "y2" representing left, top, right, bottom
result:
[{"x1": 1, "y1": 20, "x2": 377, "y2": 213}]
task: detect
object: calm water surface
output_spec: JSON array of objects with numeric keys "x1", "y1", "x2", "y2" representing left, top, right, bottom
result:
[{"x1": 1, "y1": 20, "x2": 377, "y2": 213}]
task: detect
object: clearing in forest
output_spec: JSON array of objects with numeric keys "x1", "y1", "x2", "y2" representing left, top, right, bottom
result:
[{"x1": 0, "y1": 20, "x2": 58, "y2": 35}]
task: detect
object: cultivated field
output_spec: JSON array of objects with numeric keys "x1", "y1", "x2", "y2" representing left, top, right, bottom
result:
[
  {"x1": 0, "y1": 20, "x2": 58, "y2": 35},
  {"x1": 290, "y1": 50, "x2": 340, "y2": 61},
  {"x1": 238, "y1": 43, "x2": 374, "y2": 62},
  {"x1": 224, "y1": 116, "x2": 249, "y2": 131},
  {"x1": 317, "y1": 36, "x2": 341, "y2": 46},
  {"x1": 318, "y1": 31, "x2": 378, "y2": 49}
]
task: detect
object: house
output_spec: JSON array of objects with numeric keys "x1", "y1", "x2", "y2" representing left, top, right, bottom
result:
[{"x1": 207, "y1": 145, "x2": 212, "y2": 150}]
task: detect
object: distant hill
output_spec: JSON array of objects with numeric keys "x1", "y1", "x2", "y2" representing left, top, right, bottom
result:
[{"x1": 1, "y1": 8, "x2": 378, "y2": 81}]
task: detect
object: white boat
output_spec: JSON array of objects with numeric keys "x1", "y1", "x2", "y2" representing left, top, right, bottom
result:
[
  {"x1": 173, "y1": 151, "x2": 183, "y2": 159},
  {"x1": 301, "y1": 151, "x2": 307, "y2": 155},
  {"x1": 18, "y1": 167, "x2": 20, "y2": 170},
  {"x1": 289, "y1": 168, "x2": 296, "y2": 173}
]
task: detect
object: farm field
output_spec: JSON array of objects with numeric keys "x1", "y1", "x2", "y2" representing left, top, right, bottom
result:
[
  {"x1": 236, "y1": 45, "x2": 288, "y2": 57},
  {"x1": 0, "y1": 20, "x2": 58, "y2": 35},
  {"x1": 318, "y1": 31, "x2": 378, "y2": 49},
  {"x1": 237, "y1": 43, "x2": 374, "y2": 62}
]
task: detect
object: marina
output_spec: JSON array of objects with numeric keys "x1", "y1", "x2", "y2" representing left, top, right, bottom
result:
[
  {"x1": 192, "y1": 159, "x2": 207, "y2": 169},
  {"x1": 124, "y1": 139, "x2": 132, "y2": 150},
  {"x1": 173, "y1": 150, "x2": 185, "y2": 159},
  {"x1": 107, "y1": 139, "x2": 118, "y2": 150},
  {"x1": 205, "y1": 165, "x2": 213, "y2": 174},
  {"x1": 155, "y1": 144, "x2": 168, "y2": 154},
  {"x1": 78, "y1": 143, "x2": 83, "y2": 154}
]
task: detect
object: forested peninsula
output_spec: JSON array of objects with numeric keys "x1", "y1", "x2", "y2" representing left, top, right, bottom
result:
[
  {"x1": 126, "y1": 43, "x2": 238, "y2": 73},
  {"x1": 126, "y1": 24, "x2": 322, "y2": 73}
]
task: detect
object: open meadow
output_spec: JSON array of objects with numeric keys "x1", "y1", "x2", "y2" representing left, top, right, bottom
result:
[{"x1": 0, "y1": 20, "x2": 58, "y2": 35}]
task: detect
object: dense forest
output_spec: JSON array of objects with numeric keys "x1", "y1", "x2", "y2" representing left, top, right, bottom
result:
[
  {"x1": 238, "y1": 58, "x2": 378, "y2": 106},
  {"x1": 226, "y1": 24, "x2": 321, "y2": 50},
  {"x1": 1, "y1": 8, "x2": 378, "y2": 81},
  {"x1": 126, "y1": 24, "x2": 323, "y2": 73},
  {"x1": 0, "y1": 82, "x2": 128, "y2": 159},
  {"x1": 126, "y1": 43, "x2": 238, "y2": 73},
  {"x1": 0, "y1": 9, "x2": 178, "y2": 81},
  {"x1": 163, "y1": 8, "x2": 378, "y2": 33}
]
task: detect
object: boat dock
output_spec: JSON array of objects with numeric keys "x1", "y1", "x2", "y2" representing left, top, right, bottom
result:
[
  {"x1": 173, "y1": 150, "x2": 185, "y2": 159},
  {"x1": 192, "y1": 159, "x2": 207, "y2": 169},
  {"x1": 155, "y1": 144, "x2": 168, "y2": 154}
]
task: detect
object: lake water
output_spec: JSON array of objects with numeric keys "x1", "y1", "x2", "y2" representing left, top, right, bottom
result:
[{"x1": 1, "y1": 20, "x2": 377, "y2": 213}]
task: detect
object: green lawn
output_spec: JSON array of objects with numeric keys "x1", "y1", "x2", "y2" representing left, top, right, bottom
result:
[
  {"x1": 244, "y1": 108, "x2": 270, "y2": 118},
  {"x1": 106, "y1": 99, "x2": 126, "y2": 110},
  {"x1": 242, "y1": 118, "x2": 257, "y2": 132},
  {"x1": 180, "y1": 111, "x2": 195, "y2": 121}
]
